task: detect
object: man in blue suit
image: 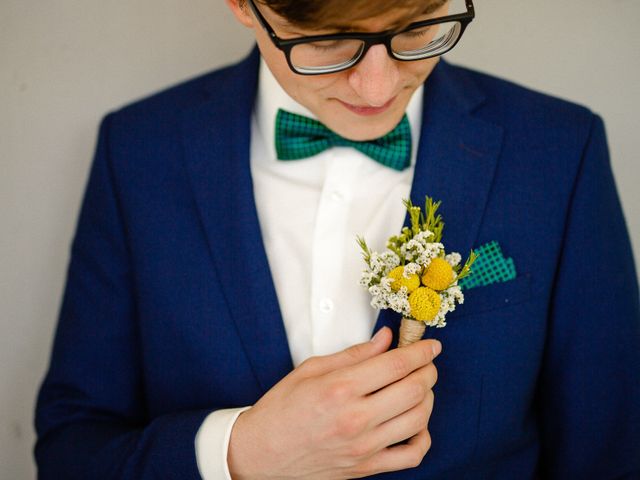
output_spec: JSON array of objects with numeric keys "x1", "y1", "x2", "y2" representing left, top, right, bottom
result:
[{"x1": 35, "y1": 0, "x2": 640, "y2": 478}]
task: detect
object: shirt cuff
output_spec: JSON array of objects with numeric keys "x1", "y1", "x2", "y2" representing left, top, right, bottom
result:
[{"x1": 194, "y1": 406, "x2": 251, "y2": 480}]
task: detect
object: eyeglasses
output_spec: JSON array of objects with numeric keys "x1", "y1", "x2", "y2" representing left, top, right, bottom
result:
[{"x1": 247, "y1": 0, "x2": 475, "y2": 75}]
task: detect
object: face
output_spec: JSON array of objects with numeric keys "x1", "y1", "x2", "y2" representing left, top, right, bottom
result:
[{"x1": 227, "y1": 0, "x2": 448, "y2": 141}]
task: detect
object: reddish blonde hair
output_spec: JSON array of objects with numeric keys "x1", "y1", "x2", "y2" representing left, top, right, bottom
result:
[{"x1": 255, "y1": 0, "x2": 448, "y2": 30}]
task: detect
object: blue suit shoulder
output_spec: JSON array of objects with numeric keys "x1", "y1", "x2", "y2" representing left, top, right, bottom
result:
[
  {"x1": 440, "y1": 61, "x2": 598, "y2": 150},
  {"x1": 103, "y1": 53, "x2": 599, "y2": 156},
  {"x1": 94, "y1": 49, "x2": 259, "y2": 183},
  {"x1": 104, "y1": 47, "x2": 257, "y2": 139}
]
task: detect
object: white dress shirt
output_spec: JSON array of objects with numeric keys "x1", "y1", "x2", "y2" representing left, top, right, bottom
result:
[{"x1": 195, "y1": 59, "x2": 424, "y2": 479}]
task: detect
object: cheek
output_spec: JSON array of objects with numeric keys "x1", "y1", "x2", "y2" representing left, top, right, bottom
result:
[
  {"x1": 285, "y1": 73, "x2": 345, "y2": 106},
  {"x1": 407, "y1": 58, "x2": 439, "y2": 82}
]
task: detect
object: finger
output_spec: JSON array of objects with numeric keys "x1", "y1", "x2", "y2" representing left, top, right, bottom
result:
[
  {"x1": 363, "y1": 362, "x2": 437, "y2": 425},
  {"x1": 296, "y1": 327, "x2": 393, "y2": 378},
  {"x1": 345, "y1": 339, "x2": 441, "y2": 395},
  {"x1": 368, "y1": 392, "x2": 434, "y2": 452},
  {"x1": 355, "y1": 428, "x2": 431, "y2": 476}
]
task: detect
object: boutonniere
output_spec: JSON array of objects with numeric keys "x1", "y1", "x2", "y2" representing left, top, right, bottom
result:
[{"x1": 357, "y1": 197, "x2": 477, "y2": 347}]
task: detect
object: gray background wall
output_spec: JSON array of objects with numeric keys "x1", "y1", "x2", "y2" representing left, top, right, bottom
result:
[{"x1": 1, "y1": 1, "x2": 638, "y2": 477}]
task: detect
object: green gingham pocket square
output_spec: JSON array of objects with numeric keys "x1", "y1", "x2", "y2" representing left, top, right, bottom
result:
[{"x1": 458, "y1": 241, "x2": 517, "y2": 290}]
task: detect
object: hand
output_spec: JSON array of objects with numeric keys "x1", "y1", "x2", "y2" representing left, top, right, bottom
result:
[{"x1": 227, "y1": 327, "x2": 441, "y2": 479}]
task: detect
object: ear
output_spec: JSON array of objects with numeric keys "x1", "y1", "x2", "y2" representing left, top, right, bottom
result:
[{"x1": 225, "y1": 0, "x2": 254, "y2": 28}]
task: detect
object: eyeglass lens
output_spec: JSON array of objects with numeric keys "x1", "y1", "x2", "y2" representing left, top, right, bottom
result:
[{"x1": 289, "y1": 21, "x2": 462, "y2": 74}]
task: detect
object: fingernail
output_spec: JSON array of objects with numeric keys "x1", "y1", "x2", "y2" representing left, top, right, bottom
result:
[
  {"x1": 431, "y1": 341, "x2": 442, "y2": 357},
  {"x1": 371, "y1": 328, "x2": 386, "y2": 344}
]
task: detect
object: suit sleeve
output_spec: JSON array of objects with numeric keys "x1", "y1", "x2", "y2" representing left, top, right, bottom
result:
[
  {"x1": 35, "y1": 114, "x2": 210, "y2": 479},
  {"x1": 537, "y1": 114, "x2": 640, "y2": 478}
]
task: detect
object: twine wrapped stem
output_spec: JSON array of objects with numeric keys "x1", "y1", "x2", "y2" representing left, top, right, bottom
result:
[{"x1": 398, "y1": 317, "x2": 426, "y2": 347}]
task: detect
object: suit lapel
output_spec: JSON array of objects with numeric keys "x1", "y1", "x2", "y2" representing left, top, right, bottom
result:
[
  {"x1": 373, "y1": 61, "x2": 504, "y2": 339},
  {"x1": 413, "y1": 61, "x2": 504, "y2": 256},
  {"x1": 180, "y1": 49, "x2": 294, "y2": 392}
]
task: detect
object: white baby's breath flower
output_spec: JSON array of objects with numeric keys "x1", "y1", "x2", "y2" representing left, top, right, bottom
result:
[
  {"x1": 379, "y1": 276, "x2": 394, "y2": 293},
  {"x1": 371, "y1": 296, "x2": 388, "y2": 310},
  {"x1": 387, "y1": 296, "x2": 403, "y2": 314},
  {"x1": 368, "y1": 285, "x2": 382, "y2": 296},
  {"x1": 413, "y1": 230, "x2": 433, "y2": 245},
  {"x1": 425, "y1": 242, "x2": 444, "y2": 258},
  {"x1": 448, "y1": 285, "x2": 464, "y2": 304},
  {"x1": 369, "y1": 252, "x2": 386, "y2": 275},
  {"x1": 445, "y1": 252, "x2": 462, "y2": 267},
  {"x1": 399, "y1": 298, "x2": 411, "y2": 317},
  {"x1": 380, "y1": 251, "x2": 400, "y2": 270},
  {"x1": 405, "y1": 239, "x2": 425, "y2": 253},
  {"x1": 415, "y1": 254, "x2": 430, "y2": 267},
  {"x1": 434, "y1": 313, "x2": 447, "y2": 328},
  {"x1": 359, "y1": 270, "x2": 375, "y2": 287},
  {"x1": 403, "y1": 262, "x2": 421, "y2": 277},
  {"x1": 385, "y1": 289, "x2": 411, "y2": 315}
]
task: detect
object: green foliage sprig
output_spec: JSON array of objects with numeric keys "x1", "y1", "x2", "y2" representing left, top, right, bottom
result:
[
  {"x1": 455, "y1": 250, "x2": 478, "y2": 281},
  {"x1": 385, "y1": 197, "x2": 445, "y2": 264},
  {"x1": 356, "y1": 236, "x2": 373, "y2": 264}
]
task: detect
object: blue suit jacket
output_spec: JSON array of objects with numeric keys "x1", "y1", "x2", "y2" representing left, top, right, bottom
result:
[{"x1": 35, "y1": 48, "x2": 640, "y2": 479}]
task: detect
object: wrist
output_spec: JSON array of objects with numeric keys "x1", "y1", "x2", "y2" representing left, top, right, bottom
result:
[{"x1": 227, "y1": 409, "x2": 257, "y2": 480}]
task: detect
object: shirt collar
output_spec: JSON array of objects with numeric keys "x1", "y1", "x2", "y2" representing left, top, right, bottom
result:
[{"x1": 254, "y1": 58, "x2": 424, "y2": 165}]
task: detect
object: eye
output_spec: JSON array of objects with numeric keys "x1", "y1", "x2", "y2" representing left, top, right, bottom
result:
[
  {"x1": 308, "y1": 40, "x2": 342, "y2": 51},
  {"x1": 400, "y1": 26, "x2": 432, "y2": 39}
]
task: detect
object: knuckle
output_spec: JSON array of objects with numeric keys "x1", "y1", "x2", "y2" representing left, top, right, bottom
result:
[
  {"x1": 336, "y1": 409, "x2": 367, "y2": 439},
  {"x1": 407, "y1": 434, "x2": 430, "y2": 468},
  {"x1": 425, "y1": 389, "x2": 435, "y2": 411},
  {"x1": 389, "y1": 355, "x2": 409, "y2": 378},
  {"x1": 323, "y1": 378, "x2": 353, "y2": 404},
  {"x1": 345, "y1": 343, "x2": 367, "y2": 361},
  {"x1": 424, "y1": 393, "x2": 435, "y2": 422},
  {"x1": 297, "y1": 356, "x2": 320, "y2": 376},
  {"x1": 428, "y1": 363, "x2": 438, "y2": 386},
  {"x1": 414, "y1": 342, "x2": 431, "y2": 365},
  {"x1": 407, "y1": 381, "x2": 426, "y2": 404},
  {"x1": 346, "y1": 438, "x2": 374, "y2": 459},
  {"x1": 421, "y1": 343, "x2": 433, "y2": 364},
  {"x1": 348, "y1": 462, "x2": 372, "y2": 479},
  {"x1": 426, "y1": 388, "x2": 435, "y2": 405},
  {"x1": 408, "y1": 448, "x2": 425, "y2": 469},
  {"x1": 411, "y1": 455, "x2": 423, "y2": 469},
  {"x1": 424, "y1": 431, "x2": 432, "y2": 454},
  {"x1": 412, "y1": 409, "x2": 428, "y2": 432},
  {"x1": 335, "y1": 417, "x2": 359, "y2": 439}
]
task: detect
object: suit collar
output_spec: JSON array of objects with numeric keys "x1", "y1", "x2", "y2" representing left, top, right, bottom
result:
[{"x1": 413, "y1": 59, "x2": 503, "y2": 255}]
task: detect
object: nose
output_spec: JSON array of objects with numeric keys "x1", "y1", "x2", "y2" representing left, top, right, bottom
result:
[{"x1": 347, "y1": 44, "x2": 400, "y2": 107}]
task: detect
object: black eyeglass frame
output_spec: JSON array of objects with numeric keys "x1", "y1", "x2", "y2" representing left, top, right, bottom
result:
[{"x1": 246, "y1": 0, "x2": 475, "y2": 75}]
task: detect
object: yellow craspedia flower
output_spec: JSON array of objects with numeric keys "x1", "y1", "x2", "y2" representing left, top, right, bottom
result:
[
  {"x1": 388, "y1": 266, "x2": 421, "y2": 293},
  {"x1": 421, "y1": 257, "x2": 454, "y2": 291},
  {"x1": 408, "y1": 287, "x2": 441, "y2": 322}
]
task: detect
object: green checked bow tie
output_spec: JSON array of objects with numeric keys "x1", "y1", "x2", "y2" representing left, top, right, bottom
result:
[{"x1": 275, "y1": 109, "x2": 412, "y2": 171}]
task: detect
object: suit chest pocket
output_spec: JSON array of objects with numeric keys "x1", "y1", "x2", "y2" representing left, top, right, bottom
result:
[{"x1": 454, "y1": 273, "x2": 532, "y2": 318}]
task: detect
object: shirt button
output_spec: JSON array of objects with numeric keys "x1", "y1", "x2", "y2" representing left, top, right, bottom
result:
[
  {"x1": 330, "y1": 190, "x2": 344, "y2": 203},
  {"x1": 318, "y1": 298, "x2": 334, "y2": 313}
]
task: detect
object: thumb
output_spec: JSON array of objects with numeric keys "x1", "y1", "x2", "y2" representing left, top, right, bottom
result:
[{"x1": 299, "y1": 327, "x2": 393, "y2": 377}]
